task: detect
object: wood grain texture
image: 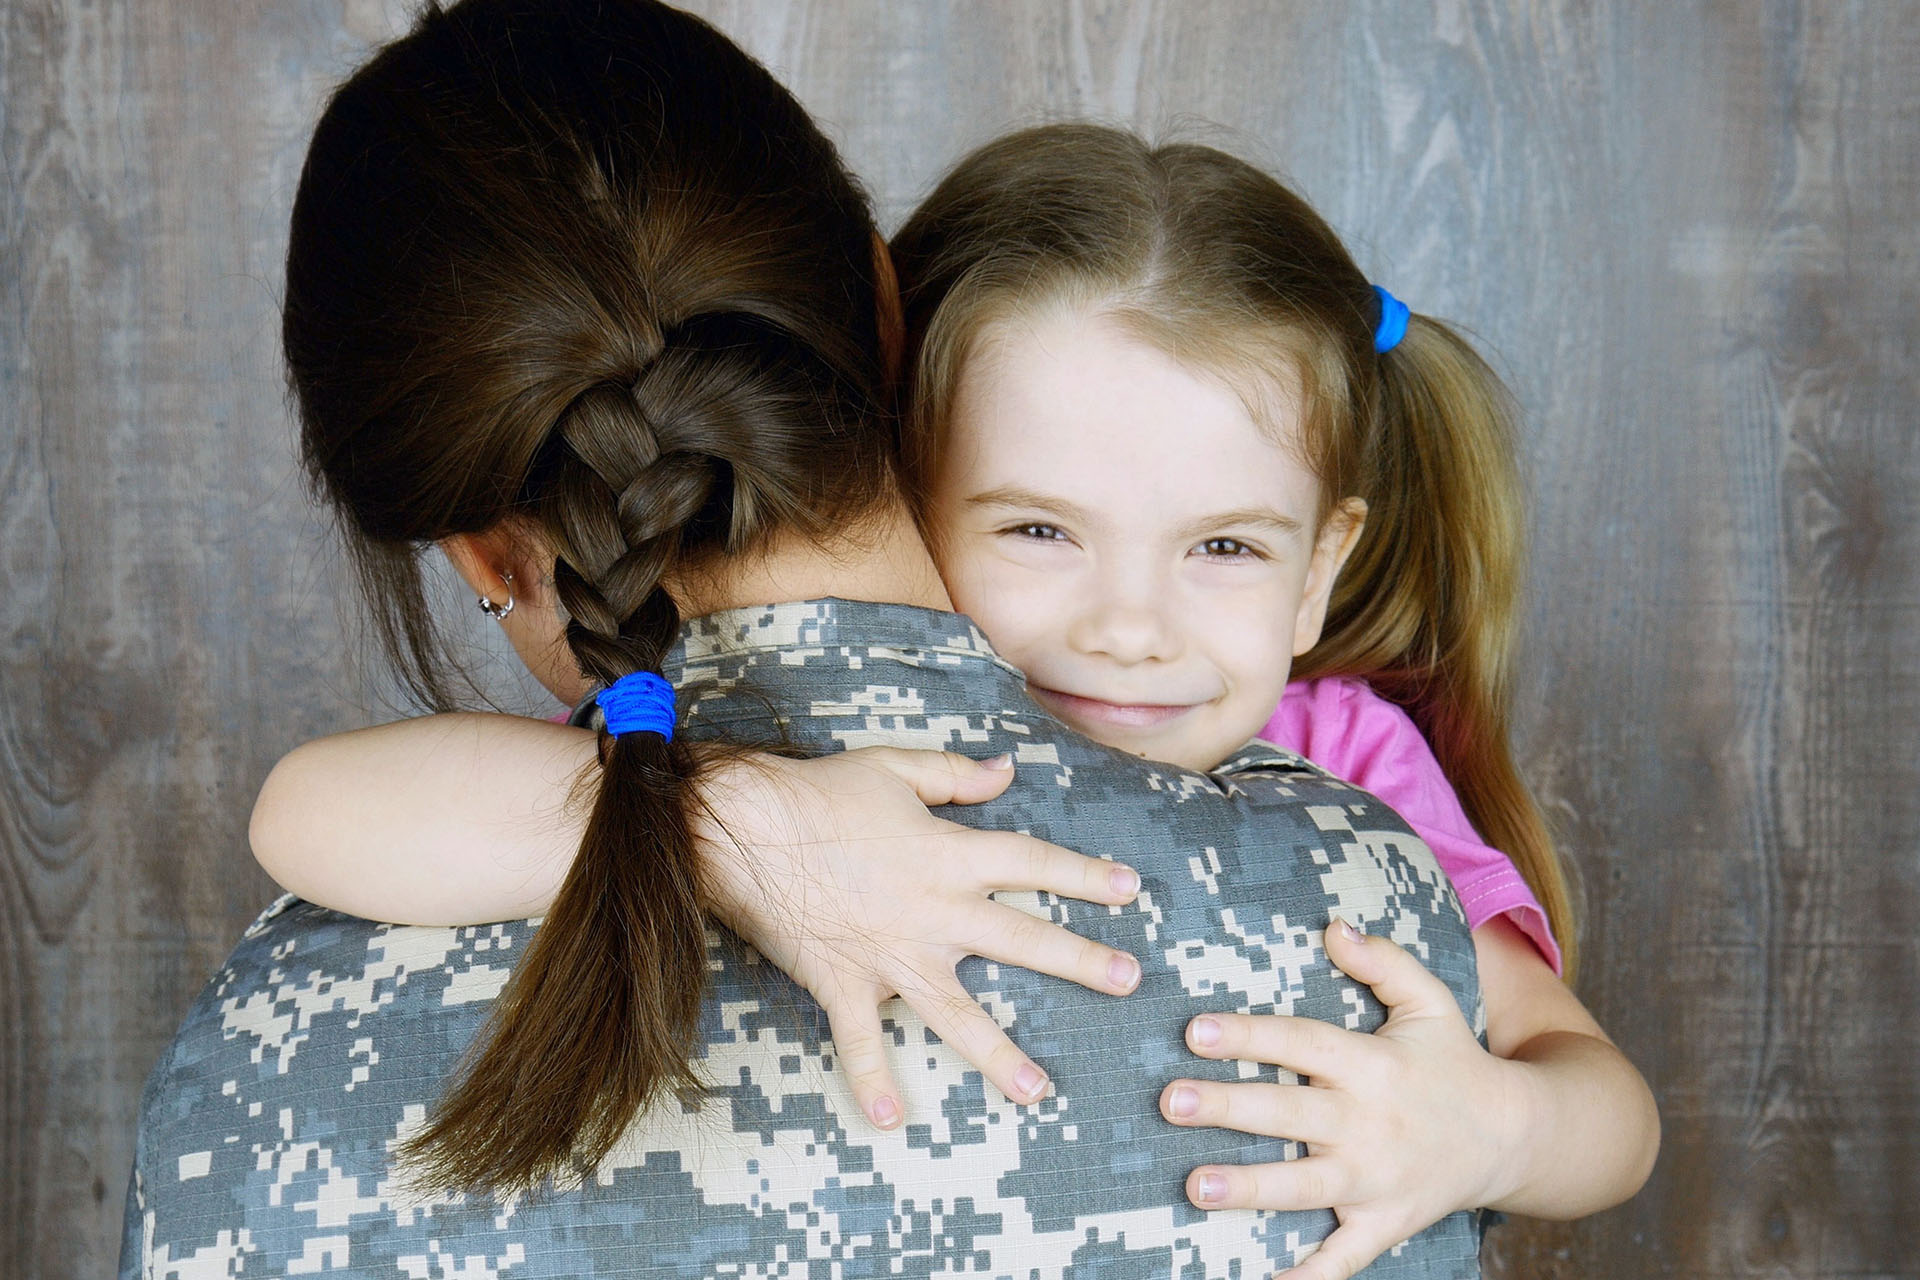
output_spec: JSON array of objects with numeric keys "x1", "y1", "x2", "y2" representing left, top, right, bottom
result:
[{"x1": 4, "y1": 2, "x2": 1914, "y2": 1276}]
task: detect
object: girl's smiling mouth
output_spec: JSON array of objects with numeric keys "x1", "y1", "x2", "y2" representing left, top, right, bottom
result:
[{"x1": 1027, "y1": 685, "x2": 1207, "y2": 730}]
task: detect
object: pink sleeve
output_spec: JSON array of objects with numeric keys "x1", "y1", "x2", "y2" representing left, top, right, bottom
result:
[{"x1": 1260, "y1": 677, "x2": 1563, "y2": 975}]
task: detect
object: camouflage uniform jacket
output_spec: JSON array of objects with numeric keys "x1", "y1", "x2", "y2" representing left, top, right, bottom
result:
[{"x1": 122, "y1": 598, "x2": 1483, "y2": 1278}]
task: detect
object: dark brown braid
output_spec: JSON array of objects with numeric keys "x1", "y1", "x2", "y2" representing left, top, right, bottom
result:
[{"x1": 285, "y1": 0, "x2": 896, "y2": 1194}]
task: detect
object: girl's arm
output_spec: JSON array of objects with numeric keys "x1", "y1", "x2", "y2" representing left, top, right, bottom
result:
[
  {"x1": 1467, "y1": 917, "x2": 1661, "y2": 1217},
  {"x1": 1158, "y1": 918, "x2": 1660, "y2": 1280},
  {"x1": 251, "y1": 713, "x2": 1144, "y2": 1127},
  {"x1": 253, "y1": 713, "x2": 596, "y2": 923}
]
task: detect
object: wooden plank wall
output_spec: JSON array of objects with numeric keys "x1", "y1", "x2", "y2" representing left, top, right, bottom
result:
[{"x1": 4, "y1": 2, "x2": 1914, "y2": 1275}]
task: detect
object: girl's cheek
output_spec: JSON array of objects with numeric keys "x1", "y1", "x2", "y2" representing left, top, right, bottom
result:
[
  {"x1": 942, "y1": 545, "x2": 1028, "y2": 618},
  {"x1": 958, "y1": 535, "x2": 1072, "y2": 595},
  {"x1": 1186, "y1": 571, "x2": 1303, "y2": 673},
  {"x1": 954, "y1": 564, "x2": 1071, "y2": 662}
]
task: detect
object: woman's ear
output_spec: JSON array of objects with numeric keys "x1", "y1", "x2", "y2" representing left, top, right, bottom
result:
[
  {"x1": 440, "y1": 530, "x2": 510, "y2": 605},
  {"x1": 872, "y1": 232, "x2": 905, "y2": 387},
  {"x1": 1292, "y1": 497, "x2": 1368, "y2": 656},
  {"x1": 440, "y1": 525, "x2": 587, "y2": 706},
  {"x1": 440, "y1": 525, "x2": 557, "y2": 612}
]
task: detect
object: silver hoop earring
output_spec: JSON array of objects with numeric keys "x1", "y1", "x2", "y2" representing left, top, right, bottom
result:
[{"x1": 477, "y1": 573, "x2": 515, "y2": 621}]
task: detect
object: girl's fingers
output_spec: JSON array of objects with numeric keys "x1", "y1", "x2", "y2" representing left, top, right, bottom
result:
[
  {"x1": 809, "y1": 749, "x2": 1141, "y2": 906},
  {"x1": 970, "y1": 829, "x2": 1139, "y2": 904},
  {"x1": 905, "y1": 980, "x2": 1051, "y2": 1106},
  {"x1": 1157, "y1": 1077, "x2": 1341, "y2": 1144},
  {"x1": 1321, "y1": 918, "x2": 1456, "y2": 1021},
  {"x1": 1273, "y1": 1222, "x2": 1398, "y2": 1280},
  {"x1": 973, "y1": 905, "x2": 1141, "y2": 996},
  {"x1": 821, "y1": 995, "x2": 906, "y2": 1131},
  {"x1": 1184, "y1": 1010, "x2": 1355, "y2": 1080},
  {"x1": 1185, "y1": 1156, "x2": 1354, "y2": 1213},
  {"x1": 837, "y1": 746, "x2": 1019, "y2": 807}
]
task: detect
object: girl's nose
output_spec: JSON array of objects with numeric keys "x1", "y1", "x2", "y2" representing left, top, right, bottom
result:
[{"x1": 1066, "y1": 585, "x2": 1183, "y2": 666}]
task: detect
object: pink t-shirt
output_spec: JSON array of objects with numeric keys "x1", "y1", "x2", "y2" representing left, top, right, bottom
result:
[{"x1": 1260, "y1": 676, "x2": 1563, "y2": 975}]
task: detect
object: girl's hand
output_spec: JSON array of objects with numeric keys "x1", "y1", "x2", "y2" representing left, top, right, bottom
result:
[
  {"x1": 1158, "y1": 919, "x2": 1517, "y2": 1280},
  {"x1": 695, "y1": 747, "x2": 1143, "y2": 1132}
]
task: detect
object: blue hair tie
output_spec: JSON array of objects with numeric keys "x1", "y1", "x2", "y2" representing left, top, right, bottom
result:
[
  {"x1": 597, "y1": 670, "x2": 677, "y2": 741},
  {"x1": 1371, "y1": 285, "x2": 1410, "y2": 354}
]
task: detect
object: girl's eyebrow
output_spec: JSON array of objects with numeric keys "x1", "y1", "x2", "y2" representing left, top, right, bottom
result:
[
  {"x1": 1171, "y1": 507, "x2": 1304, "y2": 540},
  {"x1": 965, "y1": 485, "x2": 1090, "y2": 523},
  {"x1": 969, "y1": 486, "x2": 1303, "y2": 540}
]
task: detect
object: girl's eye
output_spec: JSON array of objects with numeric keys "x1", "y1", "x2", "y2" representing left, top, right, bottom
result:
[
  {"x1": 1005, "y1": 522, "x2": 1069, "y2": 542},
  {"x1": 1196, "y1": 537, "x2": 1260, "y2": 559}
]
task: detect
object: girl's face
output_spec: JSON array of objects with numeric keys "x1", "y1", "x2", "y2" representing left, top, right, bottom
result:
[{"x1": 926, "y1": 307, "x2": 1362, "y2": 772}]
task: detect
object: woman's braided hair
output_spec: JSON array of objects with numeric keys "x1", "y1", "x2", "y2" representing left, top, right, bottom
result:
[{"x1": 284, "y1": 0, "x2": 896, "y2": 1194}]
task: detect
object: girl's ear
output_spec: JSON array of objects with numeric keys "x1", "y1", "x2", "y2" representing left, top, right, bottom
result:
[
  {"x1": 1292, "y1": 497, "x2": 1368, "y2": 656},
  {"x1": 872, "y1": 232, "x2": 905, "y2": 387}
]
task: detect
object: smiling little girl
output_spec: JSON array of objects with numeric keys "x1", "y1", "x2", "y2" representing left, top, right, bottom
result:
[{"x1": 254, "y1": 122, "x2": 1653, "y2": 1275}]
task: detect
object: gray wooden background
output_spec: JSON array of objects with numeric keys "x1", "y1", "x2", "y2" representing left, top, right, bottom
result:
[{"x1": 5, "y1": 2, "x2": 1915, "y2": 1275}]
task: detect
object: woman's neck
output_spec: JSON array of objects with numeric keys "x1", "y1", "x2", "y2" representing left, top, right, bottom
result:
[{"x1": 667, "y1": 498, "x2": 952, "y2": 620}]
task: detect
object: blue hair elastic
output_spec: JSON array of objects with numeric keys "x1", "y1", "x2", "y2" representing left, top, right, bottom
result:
[
  {"x1": 1372, "y1": 285, "x2": 1410, "y2": 354},
  {"x1": 596, "y1": 670, "x2": 677, "y2": 741}
]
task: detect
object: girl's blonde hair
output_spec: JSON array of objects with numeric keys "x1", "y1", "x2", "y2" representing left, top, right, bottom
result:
[{"x1": 891, "y1": 124, "x2": 1577, "y2": 977}]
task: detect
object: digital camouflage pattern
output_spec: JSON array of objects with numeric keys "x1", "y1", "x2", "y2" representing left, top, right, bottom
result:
[{"x1": 122, "y1": 599, "x2": 1483, "y2": 1278}]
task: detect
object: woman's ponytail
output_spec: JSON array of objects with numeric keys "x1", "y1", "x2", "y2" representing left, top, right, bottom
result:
[
  {"x1": 286, "y1": 0, "x2": 897, "y2": 1195},
  {"x1": 399, "y1": 525, "x2": 712, "y2": 1194},
  {"x1": 402, "y1": 714, "x2": 708, "y2": 1192},
  {"x1": 399, "y1": 308, "x2": 888, "y2": 1192},
  {"x1": 1297, "y1": 315, "x2": 1579, "y2": 977}
]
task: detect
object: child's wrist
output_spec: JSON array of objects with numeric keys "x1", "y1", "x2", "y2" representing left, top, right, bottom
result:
[
  {"x1": 687, "y1": 750, "x2": 801, "y2": 939},
  {"x1": 1475, "y1": 1052, "x2": 1547, "y2": 1212}
]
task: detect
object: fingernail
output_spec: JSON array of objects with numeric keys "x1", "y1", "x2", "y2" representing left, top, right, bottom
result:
[
  {"x1": 1014, "y1": 1063, "x2": 1048, "y2": 1100},
  {"x1": 1334, "y1": 915, "x2": 1363, "y2": 943},
  {"x1": 1196, "y1": 1172, "x2": 1227, "y2": 1204},
  {"x1": 982, "y1": 752, "x2": 1014, "y2": 770},
  {"x1": 870, "y1": 1095, "x2": 899, "y2": 1127},
  {"x1": 1190, "y1": 1016, "x2": 1221, "y2": 1048},
  {"x1": 1168, "y1": 1085, "x2": 1198, "y2": 1119},
  {"x1": 1108, "y1": 865, "x2": 1140, "y2": 897},
  {"x1": 1107, "y1": 952, "x2": 1140, "y2": 991}
]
